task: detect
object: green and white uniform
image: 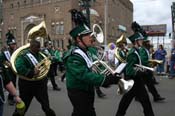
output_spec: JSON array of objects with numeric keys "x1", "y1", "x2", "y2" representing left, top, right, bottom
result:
[{"x1": 63, "y1": 46, "x2": 105, "y2": 92}]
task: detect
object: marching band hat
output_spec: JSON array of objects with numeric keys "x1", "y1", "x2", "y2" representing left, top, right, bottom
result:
[
  {"x1": 6, "y1": 31, "x2": 16, "y2": 45},
  {"x1": 128, "y1": 32, "x2": 144, "y2": 43},
  {"x1": 7, "y1": 39, "x2": 16, "y2": 45},
  {"x1": 44, "y1": 40, "x2": 52, "y2": 47},
  {"x1": 69, "y1": 24, "x2": 92, "y2": 39}
]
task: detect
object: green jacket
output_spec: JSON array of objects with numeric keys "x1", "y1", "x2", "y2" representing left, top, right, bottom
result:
[
  {"x1": 63, "y1": 46, "x2": 105, "y2": 92},
  {"x1": 15, "y1": 50, "x2": 44, "y2": 79},
  {"x1": 54, "y1": 50, "x2": 63, "y2": 62},
  {"x1": 0, "y1": 61, "x2": 11, "y2": 103},
  {"x1": 126, "y1": 47, "x2": 141, "y2": 78},
  {"x1": 0, "y1": 50, "x2": 16, "y2": 80},
  {"x1": 139, "y1": 47, "x2": 150, "y2": 67}
]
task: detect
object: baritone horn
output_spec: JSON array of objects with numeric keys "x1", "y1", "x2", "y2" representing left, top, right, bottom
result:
[
  {"x1": 90, "y1": 24, "x2": 134, "y2": 94},
  {"x1": 149, "y1": 59, "x2": 163, "y2": 68},
  {"x1": 10, "y1": 21, "x2": 51, "y2": 81}
]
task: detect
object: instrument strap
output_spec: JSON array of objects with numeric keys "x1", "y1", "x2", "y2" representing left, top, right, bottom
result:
[
  {"x1": 3, "y1": 50, "x2": 11, "y2": 61},
  {"x1": 134, "y1": 50, "x2": 142, "y2": 65},
  {"x1": 26, "y1": 53, "x2": 39, "y2": 66},
  {"x1": 144, "y1": 48, "x2": 150, "y2": 59},
  {"x1": 73, "y1": 48, "x2": 93, "y2": 68}
]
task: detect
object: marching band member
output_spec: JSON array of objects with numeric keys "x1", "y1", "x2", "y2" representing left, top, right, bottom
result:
[
  {"x1": 43, "y1": 41, "x2": 61, "y2": 91},
  {"x1": 0, "y1": 31, "x2": 17, "y2": 105},
  {"x1": 139, "y1": 38, "x2": 165, "y2": 102},
  {"x1": 0, "y1": 56, "x2": 22, "y2": 116},
  {"x1": 12, "y1": 39, "x2": 56, "y2": 116},
  {"x1": 115, "y1": 32, "x2": 155, "y2": 116},
  {"x1": 63, "y1": 22, "x2": 121, "y2": 116}
]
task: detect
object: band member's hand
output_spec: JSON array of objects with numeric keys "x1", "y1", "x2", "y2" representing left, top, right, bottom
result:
[
  {"x1": 34, "y1": 67, "x2": 40, "y2": 75},
  {"x1": 14, "y1": 95, "x2": 22, "y2": 104},
  {"x1": 102, "y1": 74, "x2": 121, "y2": 87},
  {"x1": 5, "y1": 61, "x2": 11, "y2": 67}
]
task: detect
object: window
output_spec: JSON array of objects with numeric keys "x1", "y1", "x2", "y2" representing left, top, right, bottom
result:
[
  {"x1": 55, "y1": 24, "x2": 60, "y2": 34},
  {"x1": 60, "y1": 24, "x2": 64, "y2": 35},
  {"x1": 17, "y1": 2, "x2": 20, "y2": 7},
  {"x1": 55, "y1": 22, "x2": 64, "y2": 35},
  {"x1": 10, "y1": 3, "x2": 14, "y2": 8}
]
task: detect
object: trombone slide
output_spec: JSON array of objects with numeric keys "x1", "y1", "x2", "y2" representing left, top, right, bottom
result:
[{"x1": 135, "y1": 64, "x2": 154, "y2": 71}]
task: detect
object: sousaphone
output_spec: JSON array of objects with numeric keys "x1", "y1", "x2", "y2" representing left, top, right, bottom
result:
[{"x1": 10, "y1": 21, "x2": 51, "y2": 81}]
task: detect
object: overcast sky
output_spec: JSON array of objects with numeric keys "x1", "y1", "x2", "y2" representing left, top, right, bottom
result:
[{"x1": 130, "y1": 0, "x2": 174, "y2": 33}]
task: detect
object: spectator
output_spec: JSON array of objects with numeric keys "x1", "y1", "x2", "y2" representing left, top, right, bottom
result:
[{"x1": 155, "y1": 44, "x2": 167, "y2": 74}]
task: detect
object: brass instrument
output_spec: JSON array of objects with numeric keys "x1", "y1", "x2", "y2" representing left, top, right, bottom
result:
[
  {"x1": 115, "y1": 48, "x2": 126, "y2": 63},
  {"x1": 135, "y1": 64, "x2": 155, "y2": 72},
  {"x1": 90, "y1": 24, "x2": 134, "y2": 94},
  {"x1": 115, "y1": 34, "x2": 127, "y2": 63},
  {"x1": 149, "y1": 59, "x2": 163, "y2": 68},
  {"x1": 10, "y1": 21, "x2": 51, "y2": 81},
  {"x1": 116, "y1": 34, "x2": 127, "y2": 46}
]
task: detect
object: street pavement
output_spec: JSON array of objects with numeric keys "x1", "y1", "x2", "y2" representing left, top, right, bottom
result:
[{"x1": 3, "y1": 74, "x2": 175, "y2": 116}]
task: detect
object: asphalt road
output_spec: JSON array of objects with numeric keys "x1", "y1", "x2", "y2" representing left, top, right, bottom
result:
[{"x1": 3, "y1": 74, "x2": 175, "y2": 116}]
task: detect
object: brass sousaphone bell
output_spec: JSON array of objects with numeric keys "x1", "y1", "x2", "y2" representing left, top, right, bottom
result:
[
  {"x1": 115, "y1": 34, "x2": 127, "y2": 63},
  {"x1": 10, "y1": 21, "x2": 51, "y2": 81},
  {"x1": 90, "y1": 24, "x2": 134, "y2": 94}
]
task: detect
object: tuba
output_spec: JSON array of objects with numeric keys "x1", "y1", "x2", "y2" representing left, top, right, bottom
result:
[
  {"x1": 90, "y1": 24, "x2": 134, "y2": 94},
  {"x1": 115, "y1": 34, "x2": 127, "y2": 63},
  {"x1": 10, "y1": 21, "x2": 51, "y2": 81}
]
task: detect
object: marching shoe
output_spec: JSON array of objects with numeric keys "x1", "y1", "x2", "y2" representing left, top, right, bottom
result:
[
  {"x1": 53, "y1": 86, "x2": 61, "y2": 91},
  {"x1": 154, "y1": 97, "x2": 165, "y2": 102}
]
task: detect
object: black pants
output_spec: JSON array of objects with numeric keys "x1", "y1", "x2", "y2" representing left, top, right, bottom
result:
[
  {"x1": 48, "y1": 64, "x2": 58, "y2": 88},
  {"x1": 68, "y1": 88, "x2": 96, "y2": 116},
  {"x1": 143, "y1": 72, "x2": 160, "y2": 99},
  {"x1": 7, "y1": 69, "x2": 16, "y2": 101},
  {"x1": 116, "y1": 77, "x2": 154, "y2": 116},
  {"x1": 13, "y1": 78, "x2": 56, "y2": 116}
]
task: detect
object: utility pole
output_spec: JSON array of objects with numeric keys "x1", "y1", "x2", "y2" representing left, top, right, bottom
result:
[
  {"x1": 171, "y1": 2, "x2": 175, "y2": 39},
  {"x1": 104, "y1": 0, "x2": 108, "y2": 47}
]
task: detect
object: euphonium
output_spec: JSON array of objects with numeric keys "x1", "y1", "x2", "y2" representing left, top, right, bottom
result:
[
  {"x1": 90, "y1": 24, "x2": 134, "y2": 94},
  {"x1": 10, "y1": 21, "x2": 51, "y2": 81},
  {"x1": 149, "y1": 59, "x2": 163, "y2": 68}
]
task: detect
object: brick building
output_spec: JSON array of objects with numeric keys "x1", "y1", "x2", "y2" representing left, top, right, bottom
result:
[
  {"x1": 0, "y1": 0, "x2": 3, "y2": 47},
  {"x1": 2, "y1": 0, "x2": 133, "y2": 49}
]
